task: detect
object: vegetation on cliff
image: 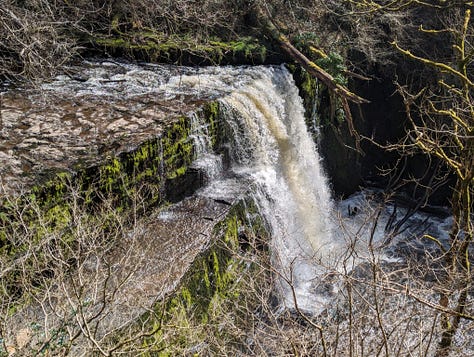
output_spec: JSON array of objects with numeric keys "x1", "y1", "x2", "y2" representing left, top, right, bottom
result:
[{"x1": 1, "y1": 0, "x2": 474, "y2": 356}]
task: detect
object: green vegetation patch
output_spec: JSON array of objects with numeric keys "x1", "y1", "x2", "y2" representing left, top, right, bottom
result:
[
  {"x1": 93, "y1": 32, "x2": 267, "y2": 65},
  {"x1": 289, "y1": 32, "x2": 349, "y2": 126},
  {"x1": 125, "y1": 199, "x2": 270, "y2": 355}
]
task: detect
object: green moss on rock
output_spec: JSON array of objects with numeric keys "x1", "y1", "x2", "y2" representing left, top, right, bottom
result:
[
  {"x1": 137, "y1": 199, "x2": 270, "y2": 355},
  {"x1": 161, "y1": 116, "x2": 193, "y2": 180},
  {"x1": 93, "y1": 32, "x2": 268, "y2": 65}
]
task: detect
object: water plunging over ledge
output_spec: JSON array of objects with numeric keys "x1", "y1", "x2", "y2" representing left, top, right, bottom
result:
[
  {"x1": 178, "y1": 65, "x2": 341, "y2": 311},
  {"x1": 180, "y1": 65, "x2": 453, "y2": 314},
  {"x1": 215, "y1": 67, "x2": 338, "y2": 311}
]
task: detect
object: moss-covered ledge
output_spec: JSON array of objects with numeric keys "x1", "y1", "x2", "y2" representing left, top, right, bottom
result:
[
  {"x1": 0, "y1": 101, "x2": 222, "y2": 302},
  {"x1": 118, "y1": 198, "x2": 271, "y2": 355},
  {"x1": 90, "y1": 32, "x2": 274, "y2": 66}
]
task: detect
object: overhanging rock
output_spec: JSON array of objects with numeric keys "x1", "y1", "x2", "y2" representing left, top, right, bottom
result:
[{"x1": 0, "y1": 61, "x2": 227, "y2": 205}]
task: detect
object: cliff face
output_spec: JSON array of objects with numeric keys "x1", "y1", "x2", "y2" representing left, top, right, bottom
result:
[
  {"x1": 0, "y1": 62, "x2": 274, "y2": 355},
  {"x1": 307, "y1": 59, "x2": 454, "y2": 204},
  {"x1": 303, "y1": 5, "x2": 459, "y2": 204},
  {"x1": 0, "y1": 62, "x2": 221, "y2": 315}
]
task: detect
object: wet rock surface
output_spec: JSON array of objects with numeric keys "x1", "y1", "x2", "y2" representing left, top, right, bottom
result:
[{"x1": 0, "y1": 60, "x2": 240, "y2": 194}]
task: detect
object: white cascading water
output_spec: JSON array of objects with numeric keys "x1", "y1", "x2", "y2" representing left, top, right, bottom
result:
[
  {"x1": 214, "y1": 67, "x2": 339, "y2": 311},
  {"x1": 189, "y1": 112, "x2": 223, "y2": 182},
  {"x1": 169, "y1": 65, "x2": 340, "y2": 311}
]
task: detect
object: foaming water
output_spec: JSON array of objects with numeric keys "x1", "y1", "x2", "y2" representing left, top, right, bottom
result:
[{"x1": 214, "y1": 67, "x2": 338, "y2": 311}]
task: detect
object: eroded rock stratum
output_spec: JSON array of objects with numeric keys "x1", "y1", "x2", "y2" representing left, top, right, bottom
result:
[
  {"x1": 0, "y1": 61, "x2": 272, "y2": 355},
  {"x1": 1, "y1": 61, "x2": 221, "y2": 194}
]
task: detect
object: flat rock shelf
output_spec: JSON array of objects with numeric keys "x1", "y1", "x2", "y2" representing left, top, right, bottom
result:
[{"x1": 0, "y1": 60, "x2": 226, "y2": 194}]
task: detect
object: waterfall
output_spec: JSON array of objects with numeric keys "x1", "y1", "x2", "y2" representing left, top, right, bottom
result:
[
  {"x1": 40, "y1": 61, "x2": 340, "y2": 312},
  {"x1": 204, "y1": 66, "x2": 339, "y2": 312},
  {"x1": 8, "y1": 61, "x2": 458, "y2": 355},
  {"x1": 189, "y1": 112, "x2": 223, "y2": 182}
]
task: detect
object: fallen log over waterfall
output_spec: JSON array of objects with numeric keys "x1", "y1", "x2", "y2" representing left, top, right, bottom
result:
[
  {"x1": 256, "y1": 5, "x2": 369, "y2": 105},
  {"x1": 256, "y1": 4, "x2": 369, "y2": 148}
]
